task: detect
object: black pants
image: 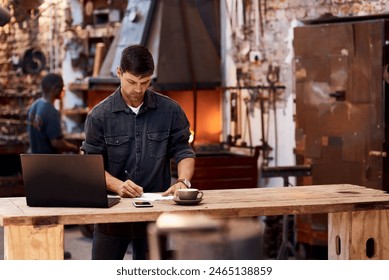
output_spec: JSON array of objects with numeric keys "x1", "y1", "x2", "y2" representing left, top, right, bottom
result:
[{"x1": 91, "y1": 222, "x2": 148, "y2": 260}]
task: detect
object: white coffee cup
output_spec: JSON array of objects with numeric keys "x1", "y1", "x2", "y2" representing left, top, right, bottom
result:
[{"x1": 177, "y1": 188, "x2": 203, "y2": 200}]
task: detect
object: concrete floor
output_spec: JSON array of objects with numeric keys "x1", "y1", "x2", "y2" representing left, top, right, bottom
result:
[{"x1": 0, "y1": 225, "x2": 132, "y2": 260}]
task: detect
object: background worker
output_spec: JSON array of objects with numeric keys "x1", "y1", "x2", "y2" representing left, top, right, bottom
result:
[{"x1": 27, "y1": 73, "x2": 79, "y2": 154}]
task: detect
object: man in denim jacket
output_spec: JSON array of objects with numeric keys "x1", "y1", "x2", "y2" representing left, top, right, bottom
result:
[{"x1": 81, "y1": 45, "x2": 195, "y2": 260}]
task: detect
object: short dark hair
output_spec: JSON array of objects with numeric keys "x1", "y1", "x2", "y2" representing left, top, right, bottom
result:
[
  {"x1": 41, "y1": 73, "x2": 64, "y2": 96},
  {"x1": 120, "y1": 45, "x2": 154, "y2": 78}
]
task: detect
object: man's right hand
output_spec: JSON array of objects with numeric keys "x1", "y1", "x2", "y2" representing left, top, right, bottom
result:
[
  {"x1": 105, "y1": 171, "x2": 143, "y2": 198},
  {"x1": 117, "y1": 180, "x2": 143, "y2": 198}
]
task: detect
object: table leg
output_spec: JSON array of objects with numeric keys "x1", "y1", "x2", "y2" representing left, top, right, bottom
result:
[
  {"x1": 328, "y1": 210, "x2": 389, "y2": 260},
  {"x1": 4, "y1": 224, "x2": 64, "y2": 260},
  {"x1": 276, "y1": 215, "x2": 296, "y2": 260}
]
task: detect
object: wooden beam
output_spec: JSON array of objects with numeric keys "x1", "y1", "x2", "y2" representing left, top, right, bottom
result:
[{"x1": 4, "y1": 224, "x2": 64, "y2": 260}]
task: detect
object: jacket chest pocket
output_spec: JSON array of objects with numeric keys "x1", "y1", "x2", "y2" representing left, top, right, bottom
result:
[
  {"x1": 147, "y1": 131, "x2": 169, "y2": 159},
  {"x1": 105, "y1": 135, "x2": 130, "y2": 163}
]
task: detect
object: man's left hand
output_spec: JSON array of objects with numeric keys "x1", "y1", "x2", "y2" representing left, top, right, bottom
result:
[{"x1": 161, "y1": 182, "x2": 187, "y2": 197}]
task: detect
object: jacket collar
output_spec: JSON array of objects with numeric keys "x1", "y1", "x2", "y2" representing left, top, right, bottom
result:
[{"x1": 112, "y1": 87, "x2": 158, "y2": 113}]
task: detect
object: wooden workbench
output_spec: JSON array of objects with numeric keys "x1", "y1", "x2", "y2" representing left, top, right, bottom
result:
[{"x1": 1, "y1": 184, "x2": 389, "y2": 260}]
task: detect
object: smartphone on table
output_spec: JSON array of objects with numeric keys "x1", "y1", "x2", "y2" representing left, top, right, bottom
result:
[{"x1": 133, "y1": 201, "x2": 153, "y2": 207}]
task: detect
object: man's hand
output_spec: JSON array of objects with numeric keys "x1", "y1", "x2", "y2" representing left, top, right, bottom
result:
[
  {"x1": 162, "y1": 181, "x2": 187, "y2": 197},
  {"x1": 116, "y1": 180, "x2": 144, "y2": 198},
  {"x1": 105, "y1": 171, "x2": 143, "y2": 198},
  {"x1": 162, "y1": 157, "x2": 194, "y2": 197}
]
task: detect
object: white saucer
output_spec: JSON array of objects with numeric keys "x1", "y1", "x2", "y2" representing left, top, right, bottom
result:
[{"x1": 173, "y1": 197, "x2": 202, "y2": 205}]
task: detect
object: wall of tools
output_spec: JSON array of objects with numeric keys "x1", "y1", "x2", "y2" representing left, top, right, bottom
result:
[
  {"x1": 0, "y1": 0, "x2": 68, "y2": 196},
  {"x1": 220, "y1": 1, "x2": 389, "y2": 258},
  {"x1": 221, "y1": 0, "x2": 389, "y2": 188},
  {"x1": 0, "y1": 0, "x2": 66, "y2": 149},
  {"x1": 222, "y1": 0, "x2": 298, "y2": 188}
]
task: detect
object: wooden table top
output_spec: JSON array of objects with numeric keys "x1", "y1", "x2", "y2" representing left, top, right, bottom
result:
[{"x1": 1, "y1": 184, "x2": 389, "y2": 227}]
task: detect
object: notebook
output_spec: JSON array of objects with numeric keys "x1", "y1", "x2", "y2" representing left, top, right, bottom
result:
[{"x1": 20, "y1": 154, "x2": 121, "y2": 208}]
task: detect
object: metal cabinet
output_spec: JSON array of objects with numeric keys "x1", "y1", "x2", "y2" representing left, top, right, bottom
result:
[
  {"x1": 295, "y1": 18, "x2": 389, "y2": 191},
  {"x1": 293, "y1": 18, "x2": 389, "y2": 250}
]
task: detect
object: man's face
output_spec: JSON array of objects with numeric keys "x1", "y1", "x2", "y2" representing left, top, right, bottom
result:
[
  {"x1": 52, "y1": 84, "x2": 64, "y2": 101},
  {"x1": 117, "y1": 68, "x2": 152, "y2": 107},
  {"x1": 56, "y1": 86, "x2": 65, "y2": 100}
]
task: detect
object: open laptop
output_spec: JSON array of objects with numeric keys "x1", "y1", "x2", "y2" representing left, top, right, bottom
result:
[{"x1": 20, "y1": 154, "x2": 121, "y2": 208}]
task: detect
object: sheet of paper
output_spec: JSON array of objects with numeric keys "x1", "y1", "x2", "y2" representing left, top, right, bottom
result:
[{"x1": 134, "y1": 192, "x2": 174, "y2": 202}]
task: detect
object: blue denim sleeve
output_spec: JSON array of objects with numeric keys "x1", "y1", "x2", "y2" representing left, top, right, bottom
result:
[
  {"x1": 81, "y1": 113, "x2": 106, "y2": 155},
  {"x1": 169, "y1": 107, "x2": 196, "y2": 164}
]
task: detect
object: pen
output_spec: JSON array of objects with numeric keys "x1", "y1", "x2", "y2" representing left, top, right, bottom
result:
[
  {"x1": 125, "y1": 170, "x2": 143, "y2": 197},
  {"x1": 124, "y1": 170, "x2": 132, "y2": 181}
]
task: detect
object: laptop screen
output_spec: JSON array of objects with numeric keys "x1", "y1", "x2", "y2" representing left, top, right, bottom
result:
[{"x1": 20, "y1": 154, "x2": 120, "y2": 208}]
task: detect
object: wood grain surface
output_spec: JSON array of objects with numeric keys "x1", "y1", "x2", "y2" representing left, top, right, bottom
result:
[{"x1": 1, "y1": 184, "x2": 389, "y2": 226}]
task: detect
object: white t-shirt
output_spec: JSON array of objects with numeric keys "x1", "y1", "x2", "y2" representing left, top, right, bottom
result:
[{"x1": 129, "y1": 103, "x2": 143, "y2": 114}]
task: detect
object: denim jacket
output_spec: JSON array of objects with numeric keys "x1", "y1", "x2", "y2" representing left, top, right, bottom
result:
[{"x1": 81, "y1": 87, "x2": 195, "y2": 192}]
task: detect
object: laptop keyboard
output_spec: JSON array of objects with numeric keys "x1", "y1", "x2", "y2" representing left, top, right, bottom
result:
[{"x1": 107, "y1": 197, "x2": 121, "y2": 207}]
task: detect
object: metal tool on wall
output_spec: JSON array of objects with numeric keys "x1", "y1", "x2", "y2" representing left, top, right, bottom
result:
[
  {"x1": 0, "y1": 6, "x2": 10, "y2": 27},
  {"x1": 241, "y1": 96, "x2": 253, "y2": 147},
  {"x1": 266, "y1": 63, "x2": 280, "y2": 166},
  {"x1": 224, "y1": 81, "x2": 286, "y2": 167},
  {"x1": 229, "y1": 91, "x2": 238, "y2": 145},
  {"x1": 258, "y1": 89, "x2": 272, "y2": 166},
  {"x1": 20, "y1": 48, "x2": 46, "y2": 74},
  {"x1": 236, "y1": 68, "x2": 243, "y2": 142}
]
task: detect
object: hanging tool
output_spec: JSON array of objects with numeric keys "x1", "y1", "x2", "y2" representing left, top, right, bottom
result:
[
  {"x1": 235, "y1": 67, "x2": 243, "y2": 142},
  {"x1": 258, "y1": 88, "x2": 272, "y2": 166},
  {"x1": 230, "y1": 91, "x2": 238, "y2": 145},
  {"x1": 241, "y1": 96, "x2": 253, "y2": 148},
  {"x1": 258, "y1": 0, "x2": 264, "y2": 38},
  {"x1": 242, "y1": 0, "x2": 251, "y2": 39},
  {"x1": 266, "y1": 64, "x2": 280, "y2": 166}
]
